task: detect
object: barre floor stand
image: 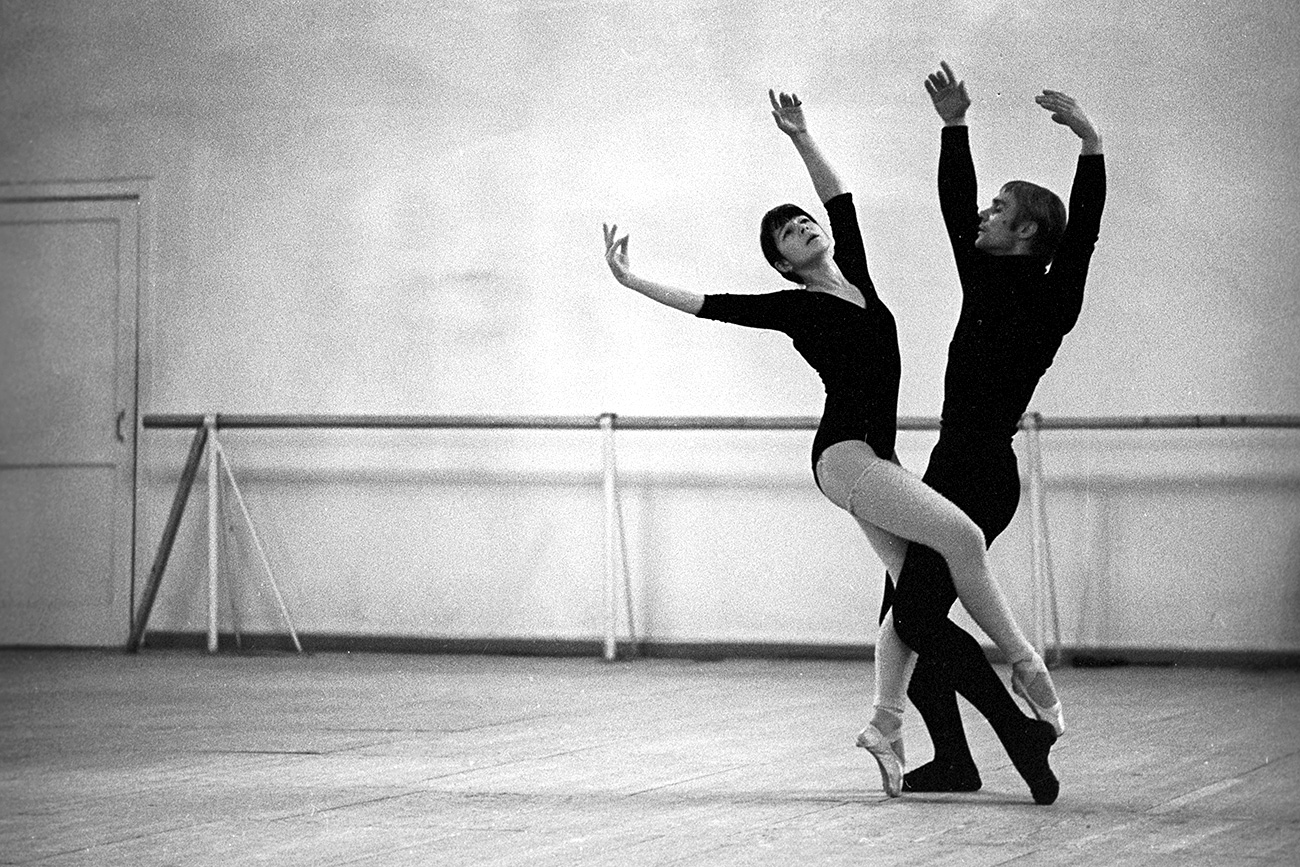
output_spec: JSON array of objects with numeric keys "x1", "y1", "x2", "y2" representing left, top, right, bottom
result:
[
  {"x1": 204, "y1": 416, "x2": 303, "y2": 654},
  {"x1": 601, "y1": 413, "x2": 637, "y2": 661},
  {"x1": 1022, "y1": 411, "x2": 1063, "y2": 666},
  {"x1": 128, "y1": 424, "x2": 208, "y2": 651},
  {"x1": 128, "y1": 416, "x2": 302, "y2": 654}
]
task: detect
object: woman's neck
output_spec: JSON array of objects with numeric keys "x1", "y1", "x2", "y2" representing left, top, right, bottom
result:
[{"x1": 799, "y1": 260, "x2": 863, "y2": 305}]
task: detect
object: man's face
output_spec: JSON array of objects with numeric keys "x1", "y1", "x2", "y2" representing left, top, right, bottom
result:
[{"x1": 976, "y1": 188, "x2": 1028, "y2": 254}]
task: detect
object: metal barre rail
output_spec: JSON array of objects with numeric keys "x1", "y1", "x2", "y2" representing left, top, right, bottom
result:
[
  {"x1": 142, "y1": 413, "x2": 1300, "y2": 431},
  {"x1": 131, "y1": 411, "x2": 1299, "y2": 659}
]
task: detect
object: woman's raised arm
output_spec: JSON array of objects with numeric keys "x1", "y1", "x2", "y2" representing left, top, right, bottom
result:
[{"x1": 769, "y1": 89, "x2": 846, "y2": 204}]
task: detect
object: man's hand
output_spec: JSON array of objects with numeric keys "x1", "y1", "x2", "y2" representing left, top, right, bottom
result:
[
  {"x1": 1036, "y1": 90, "x2": 1102, "y2": 153},
  {"x1": 769, "y1": 89, "x2": 808, "y2": 137},
  {"x1": 925, "y1": 61, "x2": 970, "y2": 124}
]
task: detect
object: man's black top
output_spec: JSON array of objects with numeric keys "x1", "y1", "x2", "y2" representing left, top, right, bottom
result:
[{"x1": 938, "y1": 126, "x2": 1107, "y2": 442}]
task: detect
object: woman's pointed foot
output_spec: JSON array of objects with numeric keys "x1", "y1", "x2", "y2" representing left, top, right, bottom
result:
[
  {"x1": 1011, "y1": 655, "x2": 1065, "y2": 737},
  {"x1": 856, "y1": 723, "x2": 905, "y2": 798}
]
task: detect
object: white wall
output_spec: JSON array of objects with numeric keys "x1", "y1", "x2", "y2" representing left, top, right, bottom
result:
[{"x1": 2, "y1": 0, "x2": 1297, "y2": 653}]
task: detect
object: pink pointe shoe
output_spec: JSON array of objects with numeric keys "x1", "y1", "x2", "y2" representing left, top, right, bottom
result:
[
  {"x1": 1011, "y1": 657, "x2": 1065, "y2": 738},
  {"x1": 856, "y1": 724, "x2": 905, "y2": 797}
]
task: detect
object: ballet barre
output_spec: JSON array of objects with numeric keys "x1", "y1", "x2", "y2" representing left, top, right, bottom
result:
[{"x1": 130, "y1": 412, "x2": 1300, "y2": 662}]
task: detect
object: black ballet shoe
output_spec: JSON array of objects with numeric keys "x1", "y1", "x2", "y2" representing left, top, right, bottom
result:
[
  {"x1": 902, "y1": 759, "x2": 982, "y2": 793},
  {"x1": 1004, "y1": 718, "x2": 1060, "y2": 805}
]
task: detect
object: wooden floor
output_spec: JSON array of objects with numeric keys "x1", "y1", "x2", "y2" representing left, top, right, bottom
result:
[{"x1": 1, "y1": 650, "x2": 1297, "y2": 866}]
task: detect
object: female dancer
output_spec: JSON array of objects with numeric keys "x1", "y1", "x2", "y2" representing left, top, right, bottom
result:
[{"x1": 601, "y1": 90, "x2": 1060, "y2": 803}]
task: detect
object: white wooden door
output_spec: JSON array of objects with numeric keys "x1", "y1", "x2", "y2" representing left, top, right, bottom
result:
[{"x1": 0, "y1": 195, "x2": 139, "y2": 646}]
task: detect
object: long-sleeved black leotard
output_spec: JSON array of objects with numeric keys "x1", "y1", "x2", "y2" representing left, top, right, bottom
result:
[
  {"x1": 886, "y1": 125, "x2": 1106, "y2": 769},
  {"x1": 936, "y1": 125, "x2": 1106, "y2": 442},
  {"x1": 696, "y1": 193, "x2": 900, "y2": 482}
]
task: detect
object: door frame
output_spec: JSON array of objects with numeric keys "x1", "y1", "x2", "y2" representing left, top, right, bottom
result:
[{"x1": 0, "y1": 177, "x2": 155, "y2": 638}]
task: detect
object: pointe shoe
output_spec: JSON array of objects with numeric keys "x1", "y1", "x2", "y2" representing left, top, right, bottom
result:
[
  {"x1": 1011, "y1": 657, "x2": 1065, "y2": 737},
  {"x1": 856, "y1": 724, "x2": 905, "y2": 797}
]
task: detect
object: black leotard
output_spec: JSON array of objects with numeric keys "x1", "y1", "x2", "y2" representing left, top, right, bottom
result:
[{"x1": 696, "y1": 193, "x2": 900, "y2": 480}]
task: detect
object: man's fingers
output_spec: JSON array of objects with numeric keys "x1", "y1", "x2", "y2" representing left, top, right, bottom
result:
[
  {"x1": 1038, "y1": 90, "x2": 1079, "y2": 110},
  {"x1": 769, "y1": 89, "x2": 780, "y2": 111},
  {"x1": 927, "y1": 64, "x2": 962, "y2": 96}
]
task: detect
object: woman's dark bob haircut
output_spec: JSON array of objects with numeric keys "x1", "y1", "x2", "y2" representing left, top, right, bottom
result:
[{"x1": 760, "y1": 203, "x2": 817, "y2": 283}]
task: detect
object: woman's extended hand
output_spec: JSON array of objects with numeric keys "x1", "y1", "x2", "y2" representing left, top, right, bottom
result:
[
  {"x1": 769, "y1": 89, "x2": 808, "y2": 137},
  {"x1": 598, "y1": 222, "x2": 703, "y2": 314},
  {"x1": 602, "y1": 222, "x2": 633, "y2": 285}
]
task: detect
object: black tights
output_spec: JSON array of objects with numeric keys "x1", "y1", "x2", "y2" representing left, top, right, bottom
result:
[{"x1": 879, "y1": 440, "x2": 1024, "y2": 764}]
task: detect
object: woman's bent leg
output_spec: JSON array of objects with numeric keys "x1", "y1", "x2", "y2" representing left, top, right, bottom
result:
[
  {"x1": 818, "y1": 441, "x2": 1037, "y2": 667},
  {"x1": 818, "y1": 441, "x2": 1063, "y2": 802},
  {"x1": 854, "y1": 515, "x2": 910, "y2": 580}
]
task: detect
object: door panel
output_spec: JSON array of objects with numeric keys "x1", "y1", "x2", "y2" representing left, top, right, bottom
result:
[
  {"x1": 0, "y1": 197, "x2": 139, "y2": 646},
  {"x1": 0, "y1": 468, "x2": 117, "y2": 636}
]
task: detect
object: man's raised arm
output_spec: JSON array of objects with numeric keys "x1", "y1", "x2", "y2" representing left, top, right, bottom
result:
[
  {"x1": 926, "y1": 61, "x2": 980, "y2": 265},
  {"x1": 1037, "y1": 90, "x2": 1106, "y2": 330}
]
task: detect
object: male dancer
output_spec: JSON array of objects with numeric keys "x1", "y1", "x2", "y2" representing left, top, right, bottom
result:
[{"x1": 884, "y1": 61, "x2": 1106, "y2": 794}]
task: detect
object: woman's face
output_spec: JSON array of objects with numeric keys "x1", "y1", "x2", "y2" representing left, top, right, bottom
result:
[{"x1": 773, "y1": 214, "x2": 830, "y2": 272}]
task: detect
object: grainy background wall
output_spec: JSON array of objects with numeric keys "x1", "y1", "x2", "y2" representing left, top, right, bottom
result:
[{"x1": 2, "y1": 0, "x2": 1297, "y2": 653}]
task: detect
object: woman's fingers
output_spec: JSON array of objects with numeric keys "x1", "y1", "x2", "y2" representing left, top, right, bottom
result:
[
  {"x1": 602, "y1": 225, "x2": 629, "y2": 260},
  {"x1": 603, "y1": 224, "x2": 625, "y2": 260},
  {"x1": 770, "y1": 90, "x2": 801, "y2": 109}
]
